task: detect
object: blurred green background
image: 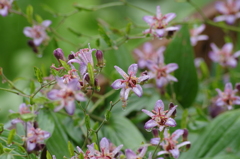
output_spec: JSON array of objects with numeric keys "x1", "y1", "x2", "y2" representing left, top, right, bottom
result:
[{"x1": 0, "y1": 0, "x2": 213, "y2": 122}]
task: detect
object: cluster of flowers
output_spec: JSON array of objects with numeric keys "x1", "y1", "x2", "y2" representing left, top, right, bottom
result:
[
  {"x1": 9, "y1": 103, "x2": 51, "y2": 152},
  {"x1": 47, "y1": 45, "x2": 105, "y2": 115}
]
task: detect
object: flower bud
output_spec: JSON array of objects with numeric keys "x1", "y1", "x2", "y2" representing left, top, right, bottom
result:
[
  {"x1": 53, "y1": 48, "x2": 65, "y2": 61},
  {"x1": 95, "y1": 50, "x2": 104, "y2": 67},
  {"x1": 182, "y1": 129, "x2": 188, "y2": 141},
  {"x1": 84, "y1": 73, "x2": 90, "y2": 83},
  {"x1": 68, "y1": 54, "x2": 75, "y2": 60},
  {"x1": 236, "y1": 83, "x2": 240, "y2": 92},
  {"x1": 28, "y1": 40, "x2": 35, "y2": 47},
  {"x1": 152, "y1": 128, "x2": 159, "y2": 137},
  {"x1": 169, "y1": 102, "x2": 177, "y2": 118}
]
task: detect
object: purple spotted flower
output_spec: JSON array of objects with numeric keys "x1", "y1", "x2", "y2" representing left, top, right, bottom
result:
[
  {"x1": 151, "y1": 129, "x2": 190, "y2": 159},
  {"x1": 142, "y1": 100, "x2": 177, "y2": 131},
  {"x1": 23, "y1": 20, "x2": 51, "y2": 46},
  {"x1": 147, "y1": 51, "x2": 178, "y2": 88},
  {"x1": 26, "y1": 125, "x2": 51, "y2": 152},
  {"x1": 9, "y1": 103, "x2": 31, "y2": 125},
  {"x1": 68, "y1": 45, "x2": 95, "y2": 75},
  {"x1": 125, "y1": 146, "x2": 148, "y2": 159},
  {"x1": 0, "y1": 0, "x2": 13, "y2": 16},
  {"x1": 134, "y1": 42, "x2": 166, "y2": 69},
  {"x1": 190, "y1": 24, "x2": 208, "y2": 46},
  {"x1": 143, "y1": 6, "x2": 179, "y2": 38},
  {"x1": 111, "y1": 64, "x2": 149, "y2": 107},
  {"x1": 209, "y1": 43, "x2": 240, "y2": 68},
  {"x1": 215, "y1": 82, "x2": 240, "y2": 110},
  {"x1": 214, "y1": 0, "x2": 240, "y2": 24},
  {"x1": 47, "y1": 78, "x2": 86, "y2": 115},
  {"x1": 87, "y1": 137, "x2": 123, "y2": 159}
]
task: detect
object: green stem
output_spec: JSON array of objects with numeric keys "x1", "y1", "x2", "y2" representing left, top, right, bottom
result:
[
  {"x1": 122, "y1": 0, "x2": 155, "y2": 14},
  {"x1": 93, "y1": 2, "x2": 124, "y2": 11},
  {"x1": 0, "y1": 87, "x2": 30, "y2": 98}
]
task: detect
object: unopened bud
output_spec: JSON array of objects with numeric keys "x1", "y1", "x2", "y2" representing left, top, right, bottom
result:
[
  {"x1": 68, "y1": 54, "x2": 75, "y2": 60},
  {"x1": 182, "y1": 129, "x2": 188, "y2": 141},
  {"x1": 53, "y1": 48, "x2": 65, "y2": 61},
  {"x1": 152, "y1": 128, "x2": 159, "y2": 137},
  {"x1": 169, "y1": 102, "x2": 177, "y2": 118},
  {"x1": 236, "y1": 83, "x2": 240, "y2": 92},
  {"x1": 95, "y1": 50, "x2": 104, "y2": 67},
  {"x1": 84, "y1": 73, "x2": 90, "y2": 83},
  {"x1": 28, "y1": 40, "x2": 35, "y2": 47}
]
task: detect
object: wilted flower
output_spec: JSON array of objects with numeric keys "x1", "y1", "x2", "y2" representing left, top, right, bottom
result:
[
  {"x1": 190, "y1": 24, "x2": 208, "y2": 46},
  {"x1": 214, "y1": 0, "x2": 240, "y2": 24},
  {"x1": 0, "y1": 0, "x2": 13, "y2": 16},
  {"x1": 143, "y1": 6, "x2": 179, "y2": 38},
  {"x1": 215, "y1": 82, "x2": 240, "y2": 110},
  {"x1": 87, "y1": 137, "x2": 123, "y2": 159},
  {"x1": 134, "y1": 42, "x2": 166, "y2": 69},
  {"x1": 111, "y1": 64, "x2": 149, "y2": 107},
  {"x1": 147, "y1": 51, "x2": 178, "y2": 88},
  {"x1": 47, "y1": 78, "x2": 86, "y2": 115},
  {"x1": 9, "y1": 103, "x2": 31, "y2": 125},
  {"x1": 151, "y1": 129, "x2": 190, "y2": 159},
  {"x1": 23, "y1": 20, "x2": 51, "y2": 46},
  {"x1": 142, "y1": 100, "x2": 177, "y2": 131},
  {"x1": 68, "y1": 45, "x2": 95, "y2": 75},
  {"x1": 209, "y1": 43, "x2": 240, "y2": 68},
  {"x1": 125, "y1": 146, "x2": 148, "y2": 159},
  {"x1": 25, "y1": 125, "x2": 51, "y2": 152}
]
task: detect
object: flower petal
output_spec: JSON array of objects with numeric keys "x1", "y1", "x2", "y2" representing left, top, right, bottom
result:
[
  {"x1": 128, "y1": 64, "x2": 138, "y2": 76},
  {"x1": 142, "y1": 109, "x2": 154, "y2": 117},
  {"x1": 100, "y1": 137, "x2": 109, "y2": 154},
  {"x1": 165, "y1": 13, "x2": 176, "y2": 23},
  {"x1": 165, "y1": 63, "x2": 178, "y2": 73},
  {"x1": 144, "y1": 120, "x2": 158, "y2": 129},
  {"x1": 41, "y1": 20, "x2": 52, "y2": 27},
  {"x1": 112, "y1": 144, "x2": 123, "y2": 156},
  {"x1": 132, "y1": 84, "x2": 143, "y2": 97},
  {"x1": 114, "y1": 66, "x2": 128, "y2": 79},
  {"x1": 125, "y1": 149, "x2": 137, "y2": 159},
  {"x1": 154, "y1": 100, "x2": 164, "y2": 112},
  {"x1": 138, "y1": 146, "x2": 148, "y2": 158},
  {"x1": 23, "y1": 27, "x2": 33, "y2": 38},
  {"x1": 222, "y1": 43, "x2": 233, "y2": 54},
  {"x1": 172, "y1": 129, "x2": 184, "y2": 140},
  {"x1": 111, "y1": 79, "x2": 125, "y2": 89},
  {"x1": 47, "y1": 89, "x2": 60, "y2": 100},
  {"x1": 150, "y1": 138, "x2": 160, "y2": 145},
  {"x1": 65, "y1": 100, "x2": 75, "y2": 115},
  {"x1": 169, "y1": 148, "x2": 180, "y2": 159},
  {"x1": 165, "y1": 118, "x2": 177, "y2": 127}
]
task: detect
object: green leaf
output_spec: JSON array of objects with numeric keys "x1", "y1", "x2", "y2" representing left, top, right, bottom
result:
[
  {"x1": 125, "y1": 23, "x2": 132, "y2": 34},
  {"x1": 202, "y1": 155, "x2": 240, "y2": 159},
  {"x1": 165, "y1": 24, "x2": 198, "y2": 108},
  {"x1": 98, "y1": 25, "x2": 112, "y2": 47},
  {"x1": 37, "y1": 110, "x2": 55, "y2": 134},
  {"x1": 29, "y1": 80, "x2": 35, "y2": 94},
  {"x1": 180, "y1": 110, "x2": 240, "y2": 159},
  {"x1": 74, "y1": 5, "x2": 92, "y2": 11},
  {"x1": 85, "y1": 114, "x2": 91, "y2": 130},
  {"x1": 26, "y1": 5, "x2": 33, "y2": 24},
  {"x1": 34, "y1": 67, "x2": 43, "y2": 83},
  {"x1": 102, "y1": 116, "x2": 145, "y2": 149},
  {"x1": 0, "y1": 129, "x2": 23, "y2": 145},
  {"x1": 0, "y1": 143, "x2": 3, "y2": 155},
  {"x1": 8, "y1": 113, "x2": 20, "y2": 120},
  {"x1": 20, "y1": 113, "x2": 36, "y2": 122},
  {"x1": 46, "y1": 151, "x2": 52, "y2": 159},
  {"x1": 0, "y1": 124, "x2": 3, "y2": 134},
  {"x1": 59, "y1": 59, "x2": 71, "y2": 71},
  {"x1": 87, "y1": 63, "x2": 94, "y2": 86},
  {"x1": 68, "y1": 141, "x2": 74, "y2": 157},
  {"x1": 7, "y1": 129, "x2": 15, "y2": 145},
  {"x1": 68, "y1": 27, "x2": 82, "y2": 37},
  {"x1": 46, "y1": 113, "x2": 69, "y2": 158},
  {"x1": 35, "y1": 14, "x2": 43, "y2": 23}
]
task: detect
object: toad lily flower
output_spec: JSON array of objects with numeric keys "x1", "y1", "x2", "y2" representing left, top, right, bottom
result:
[
  {"x1": 209, "y1": 43, "x2": 240, "y2": 68},
  {"x1": 87, "y1": 137, "x2": 123, "y2": 159},
  {"x1": 143, "y1": 6, "x2": 179, "y2": 38},
  {"x1": 151, "y1": 129, "x2": 191, "y2": 159},
  {"x1": 111, "y1": 64, "x2": 149, "y2": 107},
  {"x1": 125, "y1": 146, "x2": 148, "y2": 159},
  {"x1": 142, "y1": 100, "x2": 177, "y2": 131},
  {"x1": 0, "y1": 0, "x2": 13, "y2": 16},
  {"x1": 147, "y1": 51, "x2": 178, "y2": 88},
  {"x1": 214, "y1": 0, "x2": 240, "y2": 24},
  {"x1": 190, "y1": 24, "x2": 208, "y2": 46},
  {"x1": 47, "y1": 78, "x2": 86, "y2": 115},
  {"x1": 10, "y1": 103, "x2": 31, "y2": 125},
  {"x1": 23, "y1": 20, "x2": 51, "y2": 46},
  {"x1": 25, "y1": 125, "x2": 51, "y2": 152},
  {"x1": 134, "y1": 42, "x2": 166, "y2": 69},
  {"x1": 215, "y1": 82, "x2": 240, "y2": 110}
]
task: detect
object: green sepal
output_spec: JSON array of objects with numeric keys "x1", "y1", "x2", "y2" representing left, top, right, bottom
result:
[
  {"x1": 34, "y1": 67, "x2": 43, "y2": 83},
  {"x1": 87, "y1": 63, "x2": 94, "y2": 86},
  {"x1": 59, "y1": 59, "x2": 71, "y2": 71},
  {"x1": 7, "y1": 129, "x2": 16, "y2": 145},
  {"x1": 85, "y1": 115, "x2": 91, "y2": 130},
  {"x1": 46, "y1": 151, "x2": 52, "y2": 159}
]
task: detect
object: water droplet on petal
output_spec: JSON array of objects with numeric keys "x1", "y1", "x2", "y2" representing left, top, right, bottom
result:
[{"x1": 146, "y1": 128, "x2": 153, "y2": 132}]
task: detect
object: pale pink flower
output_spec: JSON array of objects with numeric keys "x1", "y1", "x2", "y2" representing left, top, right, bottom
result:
[
  {"x1": 209, "y1": 43, "x2": 240, "y2": 68},
  {"x1": 151, "y1": 129, "x2": 190, "y2": 159},
  {"x1": 190, "y1": 24, "x2": 208, "y2": 46},
  {"x1": 214, "y1": 0, "x2": 240, "y2": 24},
  {"x1": 143, "y1": 6, "x2": 179, "y2": 38},
  {"x1": 215, "y1": 82, "x2": 240, "y2": 110},
  {"x1": 0, "y1": 0, "x2": 13, "y2": 16},
  {"x1": 111, "y1": 64, "x2": 149, "y2": 107},
  {"x1": 47, "y1": 78, "x2": 85, "y2": 115},
  {"x1": 134, "y1": 42, "x2": 166, "y2": 69},
  {"x1": 23, "y1": 20, "x2": 51, "y2": 46},
  {"x1": 87, "y1": 137, "x2": 123, "y2": 159},
  {"x1": 147, "y1": 51, "x2": 178, "y2": 88},
  {"x1": 26, "y1": 125, "x2": 51, "y2": 152},
  {"x1": 142, "y1": 100, "x2": 177, "y2": 131}
]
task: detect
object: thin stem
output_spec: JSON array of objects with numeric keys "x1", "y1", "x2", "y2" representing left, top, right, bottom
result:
[
  {"x1": 0, "y1": 87, "x2": 30, "y2": 98},
  {"x1": 122, "y1": 1, "x2": 155, "y2": 15},
  {"x1": 93, "y1": 2, "x2": 124, "y2": 11}
]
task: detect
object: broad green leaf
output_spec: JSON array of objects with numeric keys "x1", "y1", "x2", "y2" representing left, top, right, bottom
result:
[
  {"x1": 7, "y1": 129, "x2": 15, "y2": 145},
  {"x1": 125, "y1": 23, "x2": 132, "y2": 34},
  {"x1": 26, "y1": 5, "x2": 33, "y2": 24},
  {"x1": 98, "y1": 25, "x2": 112, "y2": 47},
  {"x1": 8, "y1": 113, "x2": 20, "y2": 120},
  {"x1": 68, "y1": 141, "x2": 74, "y2": 157},
  {"x1": 37, "y1": 110, "x2": 55, "y2": 134},
  {"x1": 34, "y1": 67, "x2": 43, "y2": 83},
  {"x1": 180, "y1": 110, "x2": 240, "y2": 159},
  {"x1": 46, "y1": 151, "x2": 52, "y2": 159},
  {"x1": 202, "y1": 155, "x2": 240, "y2": 159},
  {"x1": 46, "y1": 113, "x2": 69, "y2": 158},
  {"x1": 165, "y1": 24, "x2": 198, "y2": 108},
  {"x1": 0, "y1": 129, "x2": 23, "y2": 145},
  {"x1": 102, "y1": 116, "x2": 145, "y2": 149}
]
